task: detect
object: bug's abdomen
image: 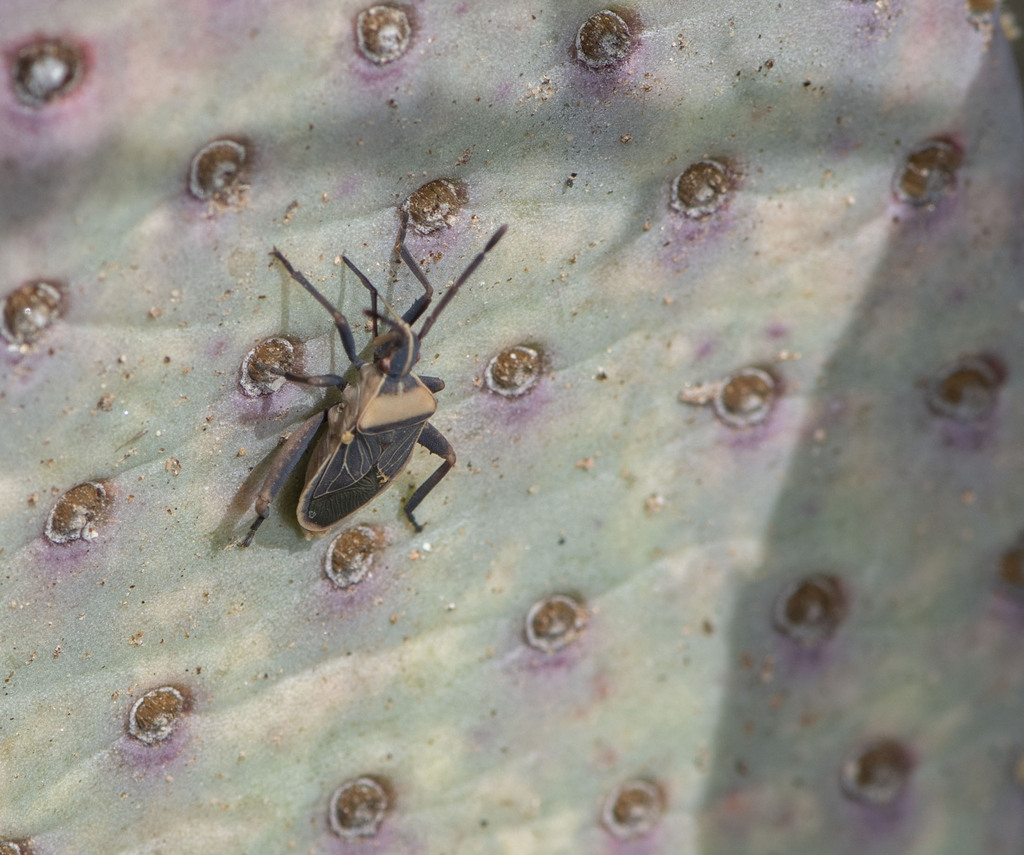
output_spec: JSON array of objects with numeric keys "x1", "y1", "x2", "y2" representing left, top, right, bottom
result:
[
  {"x1": 304, "y1": 465, "x2": 390, "y2": 528},
  {"x1": 300, "y1": 424, "x2": 425, "y2": 530}
]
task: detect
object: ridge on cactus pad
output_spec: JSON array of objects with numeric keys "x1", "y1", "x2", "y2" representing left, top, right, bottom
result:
[{"x1": 1, "y1": 1, "x2": 1023, "y2": 853}]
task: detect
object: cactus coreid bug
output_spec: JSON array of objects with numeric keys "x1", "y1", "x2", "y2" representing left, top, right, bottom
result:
[{"x1": 241, "y1": 213, "x2": 507, "y2": 546}]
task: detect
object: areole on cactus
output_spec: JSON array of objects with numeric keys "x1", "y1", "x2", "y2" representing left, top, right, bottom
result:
[{"x1": 1, "y1": 1, "x2": 1023, "y2": 853}]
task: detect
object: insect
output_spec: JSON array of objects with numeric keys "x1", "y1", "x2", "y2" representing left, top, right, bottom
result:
[{"x1": 241, "y1": 212, "x2": 507, "y2": 547}]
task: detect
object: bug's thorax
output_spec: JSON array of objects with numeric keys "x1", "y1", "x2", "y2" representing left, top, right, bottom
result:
[{"x1": 355, "y1": 361, "x2": 437, "y2": 434}]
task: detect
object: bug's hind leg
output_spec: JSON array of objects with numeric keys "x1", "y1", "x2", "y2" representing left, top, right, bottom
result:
[
  {"x1": 241, "y1": 410, "x2": 325, "y2": 547},
  {"x1": 403, "y1": 422, "x2": 456, "y2": 533}
]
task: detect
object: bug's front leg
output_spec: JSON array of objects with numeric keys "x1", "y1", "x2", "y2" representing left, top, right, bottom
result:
[
  {"x1": 241, "y1": 410, "x2": 326, "y2": 546},
  {"x1": 418, "y1": 375, "x2": 444, "y2": 393},
  {"x1": 396, "y1": 210, "x2": 435, "y2": 326},
  {"x1": 404, "y1": 422, "x2": 456, "y2": 533},
  {"x1": 257, "y1": 364, "x2": 347, "y2": 389}
]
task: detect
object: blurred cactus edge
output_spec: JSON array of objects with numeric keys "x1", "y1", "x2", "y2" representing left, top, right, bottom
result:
[{"x1": 2, "y1": 2, "x2": 1024, "y2": 854}]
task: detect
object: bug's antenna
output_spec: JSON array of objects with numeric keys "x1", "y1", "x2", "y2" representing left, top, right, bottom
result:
[
  {"x1": 363, "y1": 309, "x2": 417, "y2": 376},
  {"x1": 271, "y1": 248, "x2": 363, "y2": 367},
  {"x1": 363, "y1": 309, "x2": 403, "y2": 332},
  {"x1": 418, "y1": 224, "x2": 508, "y2": 342},
  {"x1": 342, "y1": 253, "x2": 403, "y2": 334}
]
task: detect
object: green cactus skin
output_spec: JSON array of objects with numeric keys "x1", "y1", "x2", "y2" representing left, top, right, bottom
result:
[{"x1": 1, "y1": 1, "x2": 1023, "y2": 853}]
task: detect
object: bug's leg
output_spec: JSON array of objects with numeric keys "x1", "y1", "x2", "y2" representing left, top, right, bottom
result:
[
  {"x1": 403, "y1": 422, "x2": 456, "y2": 533},
  {"x1": 340, "y1": 255, "x2": 383, "y2": 339},
  {"x1": 418, "y1": 375, "x2": 445, "y2": 393},
  {"x1": 396, "y1": 210, "x2": 434, "y2": 326},
  {"x1": 257, "y1": 364, "x2": 347, "y2": 389},
  {"x1": 418, "y1": 223, "x2": 508, "y2": 341},
  {"x1": 270, "y1": 249, "x2": 364, "y2": 367},
  {"x1": 241, "y1": 410, "x2": 325, "y2": 547}
]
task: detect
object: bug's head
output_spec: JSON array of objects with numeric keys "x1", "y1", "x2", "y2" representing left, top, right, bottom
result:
[{"x1": 366, "y1": 311, "x2": 419, "y2": 378}]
